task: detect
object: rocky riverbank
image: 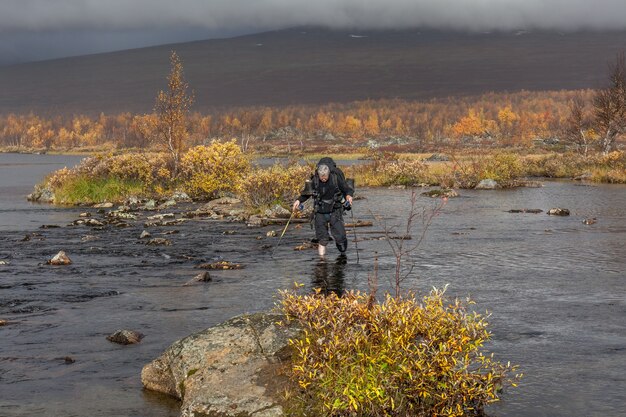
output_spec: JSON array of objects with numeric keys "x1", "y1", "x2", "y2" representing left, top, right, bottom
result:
[{"x1": 142, "y1": 313, "x2": 300, "y2": 417}]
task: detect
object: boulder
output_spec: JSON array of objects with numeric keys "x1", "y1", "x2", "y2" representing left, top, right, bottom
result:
[
  {"x1": 141, "y1": 313, "x2": 300, "y2": 417},
  {"x1": 126, "y1": 196, "x2": 142, "y2": 206},
  {"x1": 548, "y1": 208, "x2": 570, "y2": 216},
  {"x1": 0, "y1": 319, "x2": 7, "y2": 326},
  {"x1": 93, "y1": 202, "x2": 114, "y2": 208},
  {"x1": 196, "y1": 261, "x2": 243, "y2": 270},
  {"x1": 147, "y1": 213, "x2": 175, "y2": 220},
  {"x1": 107, "y1": 329, "x2": 144, "y2": 345},
  {"x1": 143, "y1": 200, "x2": 157, "y2": 210},
  {"x1": 247, "y1": 215, "x2": 264, "y2": 227},
  {"x1": 158, "y1": 200, "x2": 177, "y2": 209},
  {"x1": 508, "y1": 209, "x2": 543, "y2": 214},
  {"x1": 475, "y1": 179, "x2": 499, "y2": 190},
  {"x1": 203, "y1": 197, "x2": 242, "y2": 210},
  {"x1": 27, "y1": 185, "x2": 55, "y2": 203},
  {"x1": 47, "y1": 251, "x2": 72, "y2": 265},
  {"x1": 139, "y1": 230, "x2": 152, "y2": 239},
  {"x1": 183, "y1": 271, "x2": 212, "y2": 286},
  {"x1": 85, "y1": 219, "x2": 105, "y2": 227},
  {"x1": 146, "y1": 238, "x2": 171, "y2": 246},
  {"x1": 107, "y1": 211, "x2": 137, "y2": 220},
  {"x1": 169, "y1": 191, "x2": 192, "y2": 202},
  {"x1": 264, "y1": 204, "x2": 291, "y2": 219},
  {"x1": 421, "y1": 188, "x2": 459, "y2": 198}
]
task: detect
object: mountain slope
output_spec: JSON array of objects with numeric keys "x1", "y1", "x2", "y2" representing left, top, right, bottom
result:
[{"x1": 1, "y1": 27, "x2": 625, "y2": 115}]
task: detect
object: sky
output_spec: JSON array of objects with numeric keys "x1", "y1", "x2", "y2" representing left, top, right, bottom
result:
[{"x1": 2, "y1": 0, "x2": 626, "y2": 65}]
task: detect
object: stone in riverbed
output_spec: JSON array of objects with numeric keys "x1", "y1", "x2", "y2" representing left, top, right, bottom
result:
[
  {"x1": 508, "y1": 209, "x2": 543, "y2": 214},
  {"x1": 196, "y1": 261, "x2": 243, "y2": 270},
  {"x1": 421, "y1": 188, "x2": 459, "y2": 198},
  {"x1": 141, "y1": 313, "x2": 300, "y2": 417},
  {"x1": 107, "y1": 329, "x2": 144, "y2": 345},
  {"x1": 27, "y1": 185, "x2": 55, "y2": 203},
  {"x1": 547, "y1": 208, "x2": 570, "y2": 216},
  {"x1": 264, "y1": 204, "x2": 291, "y2": 219},
  {"x1": 93, "y1": 202, "x2": 114, "y2": 208},
  {"x1": 139, "y1": 230, "x2": 152, "y2": 239},
  {"x1": 475, "y1": 179, "x2": 499, "y2": 190},
  {"x1": 169, "y1": 191, "x2": 192, "y2": 202},
  {"x1": 146, "y1": 238, "x2": 171, "y2": 246},
  {"x1": 47, "y1": 251, "x2": 72, "y2": 265},
  {"x1": 183, "y1": 271, "x2": 212, "y2": 286}
]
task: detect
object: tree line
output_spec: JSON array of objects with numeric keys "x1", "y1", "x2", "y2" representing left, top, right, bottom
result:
[{"x1": 1, "y1": 53, "x2": 624, "y2": 156}]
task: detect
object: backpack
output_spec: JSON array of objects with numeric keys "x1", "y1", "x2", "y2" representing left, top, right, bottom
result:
[{"x1": 313, "y1": 157, "x2": 350, "y2": 213}]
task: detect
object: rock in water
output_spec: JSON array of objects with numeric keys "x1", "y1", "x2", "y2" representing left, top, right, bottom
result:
[
  {"x1": 47, "y1": 251, "x2": 72, "y2": 265},
  {"x1": 106, "y1": 330, "x2": 144, "y2": 345},
  {"x1": 183, "y1": 271, "x2": 212, "y2": 286},
  {"x1": 146, "y1": 238, "x2": 171, "y2": 246},
  {"x1": 141, "y1": 313, "x2": 300, "y2": 417},
  {"x1": 475, "y1": 179, "x2": 499, "y2": 190},
  {"x1": 547, "y1": 208, "x2": 570, "y2": 216}
]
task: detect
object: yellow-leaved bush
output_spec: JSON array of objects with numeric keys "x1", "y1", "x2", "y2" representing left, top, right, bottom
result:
[
  {"x1": 279, "y1": 287, "x2": 521, "y2": 417},
  {"x1": 179, "y1": 140, "x2": 250, "y2": 200},
  {"x1": 238, "y1": 163, "x2": 311, "y2": 210},
  {"x1": 44, "y1": 152, "x2": 172, "y2": 203}
]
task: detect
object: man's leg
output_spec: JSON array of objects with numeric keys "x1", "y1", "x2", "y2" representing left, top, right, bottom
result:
[
  {"x1": 314, "y1": 213, "x2": 331, "y2": 256},
  {"x1": 329, "y1": 210, "x2": 348, "y2": 253}
]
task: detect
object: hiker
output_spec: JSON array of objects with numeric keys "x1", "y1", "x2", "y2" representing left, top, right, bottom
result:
[{"x1": 292, "y1": 157, "x2": 354, "y2": 257}]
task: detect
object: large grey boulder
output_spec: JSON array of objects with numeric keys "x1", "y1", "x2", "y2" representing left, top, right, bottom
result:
[
  {"x1": 141, "y1": 313, "x2": 300, "y2": 417},
  {"x1": 475, "y1": 179, "x2": 499, "y2": 190},
  {"x1": 27, "y1": 185, "x2": 55, "y2": 203}
]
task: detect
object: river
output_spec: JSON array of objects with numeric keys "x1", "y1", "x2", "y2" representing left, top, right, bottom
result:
[{"x1": 1, "y1": 153, "x2": 625, "y2": 417}]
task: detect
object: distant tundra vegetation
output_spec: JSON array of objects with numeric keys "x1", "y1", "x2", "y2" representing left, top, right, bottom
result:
[{"x1": 10, "y1": 51, "x2": 626, "y2": 207}]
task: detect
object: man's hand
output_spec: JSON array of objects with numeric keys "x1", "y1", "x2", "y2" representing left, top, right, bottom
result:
[
  {"x1": 346, "y1": 195, "x2": 353, "y2": 205},
  {"x1": 292, "y1": 200, "x2": 301, "y2": 212}
]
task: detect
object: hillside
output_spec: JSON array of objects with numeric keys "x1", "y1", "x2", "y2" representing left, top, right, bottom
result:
[{"x1": 1, "y1": 27, "x2": 625, "y2": 116}]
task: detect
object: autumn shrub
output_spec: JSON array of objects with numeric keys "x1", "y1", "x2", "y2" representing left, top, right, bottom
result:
[
  {"x1": 179, "y1": 140, "x2": 250, "y2": 199},
  {"x1": 383, "y1": 158, "x2": 431, "y2": 186},
  {"x1": 43, "y1": 152, "x2": 172, "y2": 203},
  {"x1": 279, "y1": 287, "x2": 520, "y2": 417},
  {"x1": 590, "y1": 151, "x2": 626, "y2": 183},
  {"x1": 480, "y1": 152, "x2": 523, "y2": 186},
  {"x1": 53, "y1": 175, "x2": 144, "y2": 204},
  {"x1": 523, "y1": 153, "x2": 589, "y2": 178},
  {"x1": 238, "y1": 163, "x2": 311, "y2": 209},
  {"x1": 448, "y1": 152, "x2": 523, "y2": 188}
]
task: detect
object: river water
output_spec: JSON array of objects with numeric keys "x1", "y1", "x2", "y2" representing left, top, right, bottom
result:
[{"x1": 0, "y1": 153, "x2": 625, "y2": 417}]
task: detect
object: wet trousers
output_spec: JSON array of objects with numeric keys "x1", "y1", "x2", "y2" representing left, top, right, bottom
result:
[{"x1": 314, "y1": 209, "x2": 348, "y2": 253}]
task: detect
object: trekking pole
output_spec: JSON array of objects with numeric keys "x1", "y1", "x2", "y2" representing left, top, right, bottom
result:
[
  {"x1": 347, "y1": 202, "x2": 360, "y2": 264},
  {"x1": 271, "y1": 206, "x2": 298, "y2": 258}
]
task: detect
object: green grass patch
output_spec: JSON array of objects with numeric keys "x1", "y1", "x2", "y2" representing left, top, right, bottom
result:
[{"x1": 54, "y1": 175, "x2": 145, "y2": 204}]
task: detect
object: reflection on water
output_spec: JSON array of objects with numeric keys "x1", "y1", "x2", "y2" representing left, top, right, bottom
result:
[
  {"x1": 311, "y1": 254, "x2": 347, "y2": 295},
  {"x1": 1, "y1": 154, "x2": 625, "y2": 417}
]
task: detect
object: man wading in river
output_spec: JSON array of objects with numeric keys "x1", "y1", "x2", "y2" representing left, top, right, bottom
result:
[{"x1": 292, "y1": 158, "x2": 354, "y2": 257}]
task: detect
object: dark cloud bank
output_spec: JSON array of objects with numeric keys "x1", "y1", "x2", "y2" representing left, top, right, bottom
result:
[{"x1": 2, "y1": 0, "x2": 626, "y2": 64}]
